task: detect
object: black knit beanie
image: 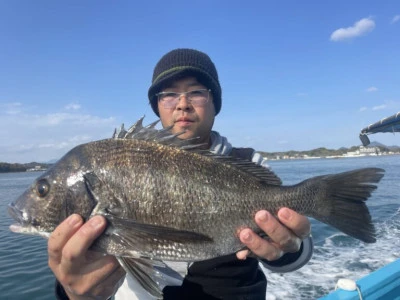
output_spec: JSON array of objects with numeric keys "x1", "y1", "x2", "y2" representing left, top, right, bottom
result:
[{"x1": 148, "y1": 48, "x2": 222, "y2": 116}]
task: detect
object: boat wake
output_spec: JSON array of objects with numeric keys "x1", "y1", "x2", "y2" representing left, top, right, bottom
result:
[{"x1": 263, "y1": 208, "x2": 400, "y2": 300}]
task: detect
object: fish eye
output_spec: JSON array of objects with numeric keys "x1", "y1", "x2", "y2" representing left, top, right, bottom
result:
[{"x1": 36, "y1": 179, "x2": 50, "y2": 197}]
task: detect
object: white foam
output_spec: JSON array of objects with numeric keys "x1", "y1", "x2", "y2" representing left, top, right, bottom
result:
[{"x1": 263, "y1": 213, "x2": 400, "y2": 299}]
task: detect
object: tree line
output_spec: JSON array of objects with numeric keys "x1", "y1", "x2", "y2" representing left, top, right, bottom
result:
[{"x1": 0, "y1": 162, "x2": 52, "y2": 173}]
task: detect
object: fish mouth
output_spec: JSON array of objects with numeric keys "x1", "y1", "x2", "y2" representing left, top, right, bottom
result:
[
  {"x1": 7, "y1": 203, "x2": 26, "y2": 233},
  {"x1": 7, "y1": 203, "x2": 50, "y2": 238},
  {"x1": 7, "y1": 203, "x2": 25, "y2": 224},
  {"x1": 9, "y1": 223, "x2": 49, "y2": 237},
  {"x1": 8, "y1": 203, "x2": 30, "y2": 232}
]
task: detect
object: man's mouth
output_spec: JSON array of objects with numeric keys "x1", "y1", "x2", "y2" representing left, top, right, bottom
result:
[{"x1": 175, "y1": 118, "x2": 194, "y2": 126}]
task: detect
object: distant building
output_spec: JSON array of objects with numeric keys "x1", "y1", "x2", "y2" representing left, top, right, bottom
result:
[
  {"x1": 345, "y1": 146, "x2": 380, "y2": 157},
  {"x1": 27, "y1": 165, "x2": 47, "y2": 172},
  {"x1": 359, "y1": 146, "x2": 380, "y2": 155}
]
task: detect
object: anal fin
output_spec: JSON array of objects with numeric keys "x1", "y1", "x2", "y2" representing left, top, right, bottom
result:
[{"x1": 118, "y1": 257, "x2": 184, "y2": 299}]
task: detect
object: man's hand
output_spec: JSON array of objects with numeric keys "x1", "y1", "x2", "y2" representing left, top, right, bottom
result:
[
  {"x1": 236, "y1": 208, "x2": 311, "y2": 261},
  {"x1": 48, "y1": 214, "x2": 126, "y2": 300}
]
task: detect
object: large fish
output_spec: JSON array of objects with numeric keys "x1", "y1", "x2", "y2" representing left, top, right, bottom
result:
[{"x1": 8, "y1": 117, "x2": 384, "y2": 298}]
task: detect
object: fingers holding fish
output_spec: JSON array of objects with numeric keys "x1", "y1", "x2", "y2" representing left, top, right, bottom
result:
[
  {"x1": 48, "y1": 215, "x2": 125, "y2": 299},
  {"x1": 255, "y1": 209, "x2": 303, "y2": 254},
  {"x1": 237, "y1": 227, "x2": 284, "y2": 261},
  {"x1": 235, "y1": 248, "x2": 251, "y2": 260},
  {"x1": 62, "y1": 216, "x2": 107, "y2": 259},
  {"x1": 48, "y1": 214, "x2": 84, "y2": 264},
  {"x1": 242, "y1": 210, "x2": 287, "y2": 259},
  {"x1": 277, "y1": 208, "x2": 311, "y2": 241},
  {"x1": 59, "y1": 216, "x2": 108, "y2": 272},
  {"x1": 62, "y1": 256, "x2": 125, "y2": 299},
  {"x1": 236, "y1": 209, "x2": 307, "y2": 261}
]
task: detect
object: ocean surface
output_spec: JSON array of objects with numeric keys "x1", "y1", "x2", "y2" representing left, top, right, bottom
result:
[{"x1": 1, "y1": 155, "x2": 399, "y2": 300}]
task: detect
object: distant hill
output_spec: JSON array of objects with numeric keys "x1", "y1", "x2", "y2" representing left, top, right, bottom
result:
[
  {"x1": 259, "y1": 142, "x2": 400, "y2": 160},
  {"x1": 259, "y1": 146, "x2": 356, "y2": 160},
  {"x1": 369, "y1": 141, "x2": 387, "y2": 147},
  {"x1": 368, "y1": 141, "x2": 400, "y2": 151},
  {"x1": 387, "y1": 145, "x2": 400, "y2": 151},
  {"x1": 0, "y1": 162, "x2": 53, "y2": 173}
]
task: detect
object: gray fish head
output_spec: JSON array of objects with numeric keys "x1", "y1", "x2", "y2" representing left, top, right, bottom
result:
[
  {"x1": 8, "y1": 147, "x2": 97, "y2": 238},
  {"x1": 8, "y1": 170, "x2": 69, "y2": 237}
]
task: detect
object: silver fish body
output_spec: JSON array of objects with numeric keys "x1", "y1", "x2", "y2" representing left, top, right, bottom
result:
[{"x1": 9, "y1": 137, "x2": 285, "y2": 259}]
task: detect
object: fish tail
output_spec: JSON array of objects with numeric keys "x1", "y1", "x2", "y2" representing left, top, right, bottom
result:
[{"x1": 309, "y1": 167, "x2": 384, "y2": 243}]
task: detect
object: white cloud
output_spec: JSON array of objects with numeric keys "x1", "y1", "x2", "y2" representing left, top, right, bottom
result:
[
  {"x1": 0, "y1": 102, "x2": 23, "y2": 115},
  {"x1": 391, "y1": 15, "x2": 400, "y2": 24},
  {"x1": 68, "y1": 135, "x2": 93, "y2": 143},
  {"x1": 330, "y1": 17, "x2": 375, "y2": 42},
  {"x1": 65, "y1": 103, "x2": 81, "y2": 110},
  {"x1": 366, "y1": 86, "x2": 378, "y2": 92},
  {"x1": 359, "y1": 107, "x2": 368, "y2": 112},
  {"x1": 14, "y1": 112, "x2": 115, "y2": 127},
  {"x1": 38, "y1": 142, "x2": 70, "y2": 149},
  {"x1": 0, "y1": 104, "x2": 117, "y2": 163},
  {"x1": 372, "y1": 105, "x2": 386, "y2": 110}
]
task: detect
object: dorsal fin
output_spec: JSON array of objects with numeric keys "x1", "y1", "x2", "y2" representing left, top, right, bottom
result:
[
  {"x1": 199, "y1": 153, "x2": 282, "y2": 186},
  {"x1": 112, "y1": 117, "x2": 282, "y2": 186},
  {"x1": 112, "y1": 116, "x2": 204, "y2": 149}
]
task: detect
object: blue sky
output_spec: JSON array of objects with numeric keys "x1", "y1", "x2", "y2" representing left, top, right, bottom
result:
[{"x1": 1, "y1": 1, "x2": 399, "y2": 163}]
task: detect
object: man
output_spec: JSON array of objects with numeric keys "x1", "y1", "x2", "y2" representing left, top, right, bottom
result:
[{"x1": 51, "y1": 48, "x2": 312, "y2": 299}]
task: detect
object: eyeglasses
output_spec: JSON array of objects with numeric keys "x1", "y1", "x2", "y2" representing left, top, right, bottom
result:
[{"x1": 156, "y1": 89, "x2": 211, "y2": 109}]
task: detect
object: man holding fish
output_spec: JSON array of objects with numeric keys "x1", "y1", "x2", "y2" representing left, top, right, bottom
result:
[{"x1": 50, "y1": 48, "x2": 313, "y2": 299}]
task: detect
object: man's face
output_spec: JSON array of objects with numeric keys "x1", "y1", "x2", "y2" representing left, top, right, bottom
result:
[{"x1": 157, "y1": 76, "x2": 215, "y2": 145}]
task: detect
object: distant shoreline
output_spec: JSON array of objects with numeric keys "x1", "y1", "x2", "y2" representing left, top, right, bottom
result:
[
  {"x1": 2, "y1": 144, "x2": 400, "y2": 173},
  {"x1": 259, "y1": 144, "x2": 400, "y2": 161},
  {"x1": 0, "y1": 162, "x2": 52, "y2": 174},
  {"x1": 267, "y1": 151, "x2": 400, "y2": 161}
]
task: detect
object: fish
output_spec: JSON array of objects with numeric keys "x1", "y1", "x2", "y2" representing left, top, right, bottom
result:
[{"x1": 8, "y1": 117, "x2": 385, "y2": 298}]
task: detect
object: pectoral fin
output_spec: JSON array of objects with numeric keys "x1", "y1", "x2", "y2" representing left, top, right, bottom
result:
[{"x1": 108, "y1": 215, "x2": 213, "y2": 244}]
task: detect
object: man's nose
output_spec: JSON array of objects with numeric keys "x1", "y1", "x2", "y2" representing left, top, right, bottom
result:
[{"x1": 176, "y1": 94, "x2": 192, "y2": 110}]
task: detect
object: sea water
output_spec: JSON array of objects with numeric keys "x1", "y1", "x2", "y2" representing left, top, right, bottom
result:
[
  {"x1": 0, "y1": 155, "x2": 399, "y2": 300},
  {"x1": 0, "y1": 172, "x2": 54, "y2": 300}
]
